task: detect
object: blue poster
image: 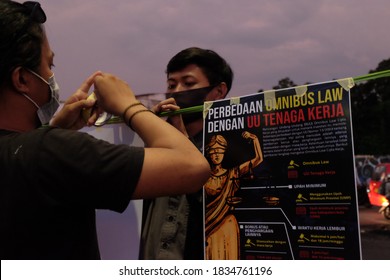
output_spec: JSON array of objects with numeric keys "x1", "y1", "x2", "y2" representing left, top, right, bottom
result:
[{"x1": 203, "y1": 79, "x2": 361, "y2": 260}]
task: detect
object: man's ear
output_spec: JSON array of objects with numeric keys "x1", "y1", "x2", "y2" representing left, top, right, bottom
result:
[
  {"x1": 11, "y1": 67, "x2": 29, "y2": 93},
  {"x1": 215, "y1": 82, "x2": 228, "y2": 100}
]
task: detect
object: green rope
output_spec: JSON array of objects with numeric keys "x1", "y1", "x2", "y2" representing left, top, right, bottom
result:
[
  {"x1": 102, "y1": 69, "x2": 390, "y2": 124},
  {"x1": 158, "y1": 105, "x2": 203, "y2": 117},
  {"x1": 158, "y1": 69, "x2": 390, "y2": 117},
  {"x1": 353, "y1": 69, "x2": 390, "y2": 83}
]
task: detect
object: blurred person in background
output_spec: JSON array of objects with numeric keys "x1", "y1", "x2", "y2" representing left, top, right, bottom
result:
[{"x1": 139, "y1": 47, "x2": 234, "y2": 259}]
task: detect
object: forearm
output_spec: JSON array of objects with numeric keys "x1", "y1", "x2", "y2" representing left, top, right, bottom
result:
[
  {"x1": 125, "y1": 104, "x2": 192, "y2": 150},
  {"x1": 252, "y1": 138, "x2": 263, "y2": 166},
  {"x1": 125, "y1": 104, "x2": 211, "y2": 198}
]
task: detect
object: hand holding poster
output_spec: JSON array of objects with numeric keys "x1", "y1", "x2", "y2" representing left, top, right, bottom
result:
[{"x1": 203, "y1": 79, "x2": 361, "y2": 260}]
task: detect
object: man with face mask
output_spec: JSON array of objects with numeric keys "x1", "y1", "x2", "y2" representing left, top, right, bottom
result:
[
  {"x1": 0, "y1": 1, "x2": 210, "y2": 260},
  {"x1": 139, "y1": 47, "x2": 234, "y2": 259},
  {"x1": 22, "y1": 69, "x2": 60, "y2": 125}
]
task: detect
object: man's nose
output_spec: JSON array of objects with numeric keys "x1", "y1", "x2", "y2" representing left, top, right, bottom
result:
[{"x1": 173, "y1": 83, "x2": 185, "y2": 92}]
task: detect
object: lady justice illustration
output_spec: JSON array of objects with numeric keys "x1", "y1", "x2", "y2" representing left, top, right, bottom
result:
[{"x1": 204, "y1": 131, "x2": 263, "y2": 259}]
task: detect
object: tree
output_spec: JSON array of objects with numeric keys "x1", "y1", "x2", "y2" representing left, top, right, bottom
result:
[
  {"x1": 258, "y1": 77, "x2": 298, "y2": 92},
  {"x1": 272, "y1": 77, "x2": 297, "y2": 90},
  {"x1": 351, "y1": 58, "x2": 390, "y2": 154}
]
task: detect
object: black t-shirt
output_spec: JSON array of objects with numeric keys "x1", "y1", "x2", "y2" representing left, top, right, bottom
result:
[{"x1": 0, "y1": 126, "x2": 144, "y2": 259}]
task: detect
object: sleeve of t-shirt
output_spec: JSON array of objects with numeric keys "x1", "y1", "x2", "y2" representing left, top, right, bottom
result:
[{"x1": 34, "y1": 127, "x2": 145, "y2": 213}]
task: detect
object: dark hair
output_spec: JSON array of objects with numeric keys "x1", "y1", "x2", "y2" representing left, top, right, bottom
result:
[
  {"x1": 0, "y1": 1, "x2": 46, "y2": 86},
  {"x1": 166, "y1": 47, "x2": 234, "y2": 93}
]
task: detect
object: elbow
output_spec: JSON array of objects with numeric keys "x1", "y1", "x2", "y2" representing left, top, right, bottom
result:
[
  {"x1": 199, "y1": 157, "x2": 212, "y2": 185},
  {"x1": 187, "y1": 157, "x2": 211, "y2": 193}
]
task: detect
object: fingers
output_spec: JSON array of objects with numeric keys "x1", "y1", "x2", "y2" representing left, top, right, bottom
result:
[
  {"x1": 93, "y1": 72, "x2": 120, "y2": 90},
  {"x1": 93, "y1": 73, "x2": 137, "y2": 116},
  {"x1": 71, "y1": 98, "x2": 99, "y2": 127},
  {"x1": 242, "y1": 131, "x2": 253, "y2": 139},
  {"x1": 51, "y1": 72, "x2": 104, "y2": 130},
  {"x1": 86, "y1": 107, "x2": 104, "y2": 126},
  {"x1": 80, "y1": 71, "x2": 103, "y2": 93},
  {"x1": 81, "y1": 92, "x2": 99, "y2": 124},
  {"x1": 153, "y1": 98, "x2": 180, "y2": 114},
  {"x1": 70, "y1": 98, "x2": 96, "y2": 116},
  {"x1": 242, "y1": 131, "x2": 257, "y2": 140},
  {"x1": 160, "y1": 97, "x2": 177, "y2": 106},
  {"x1": 65, "y1": 71, "x2": 102, "y2": 105}
]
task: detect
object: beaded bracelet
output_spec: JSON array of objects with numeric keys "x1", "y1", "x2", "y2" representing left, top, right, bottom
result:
[
  {"x1": 128, "y1": 109, "x2": 153, "y2": 130},
  {"x1": 122, "y1": 101, "x2": 143, "y2": 122}
]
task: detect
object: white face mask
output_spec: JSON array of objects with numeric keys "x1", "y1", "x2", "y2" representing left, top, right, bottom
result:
[{"x1": 23, "y1": 69, "x2": 60, "y2": 125}]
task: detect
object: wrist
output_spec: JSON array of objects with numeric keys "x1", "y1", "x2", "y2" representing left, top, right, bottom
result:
[
  {"x1": 121, "y1": 101, "x2": 156, "y2": 130},
  {"x1": 127, "y1": 109, "x2": 153, "y2": 130},
  {"x1": 122, "y1": 101, "x2": 143, "y2": 122}
]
